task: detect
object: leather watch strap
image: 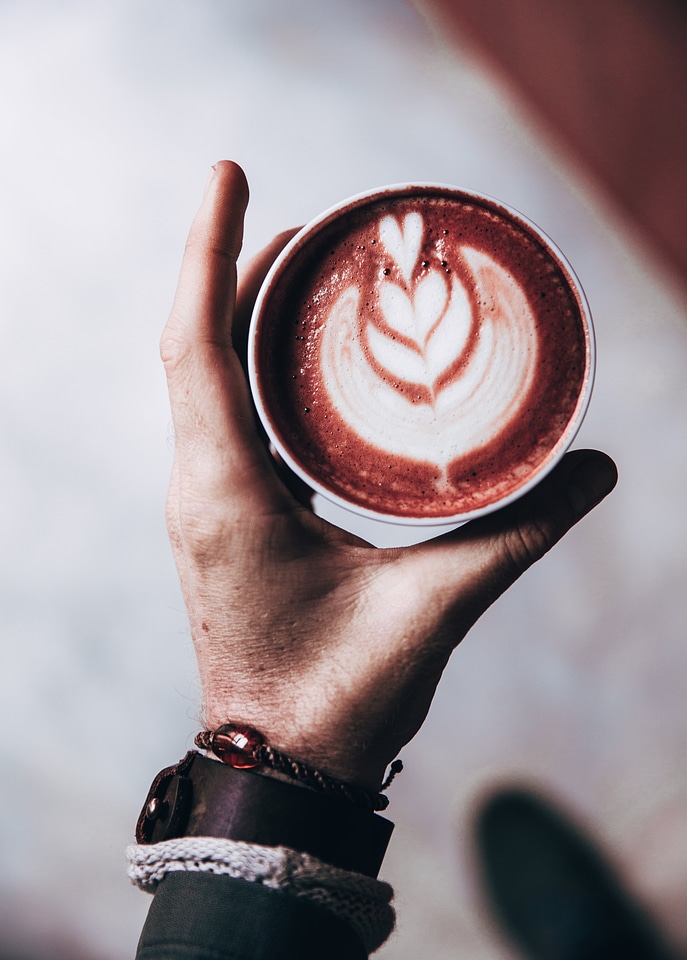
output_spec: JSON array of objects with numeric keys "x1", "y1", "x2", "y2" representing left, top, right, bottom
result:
[{"x1": 136, "y1": 751, "x2": 394, "y2": 878}]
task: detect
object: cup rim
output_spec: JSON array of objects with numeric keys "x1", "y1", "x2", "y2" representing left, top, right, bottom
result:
[{"x1": 248, "y1": 181, "x2": 596, "y2": 527}]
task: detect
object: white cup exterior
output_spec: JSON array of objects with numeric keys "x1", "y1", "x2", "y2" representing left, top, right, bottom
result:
[{"x1": 248, "y1": 183, "x2": 595, "y2": 527}]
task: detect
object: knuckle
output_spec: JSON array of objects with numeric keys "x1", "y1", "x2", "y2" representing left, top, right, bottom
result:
[
  {"x1": 175, "y1": 500, "x2": 240, "y2": 570},
  {"x1": 501, "y1": 515, "x2": 555, "y2": 574},
  {"x1": 209, "y1": 238, "x2": 240, "y2": 264},
  {"x1": 165, "y1": 498, "x2": 182, "y2": 548},
  {"x1": 160, "y1": 320, "x2": 190, "y2": 371}
]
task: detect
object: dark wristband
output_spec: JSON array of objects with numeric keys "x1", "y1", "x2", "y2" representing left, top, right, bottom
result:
[{"x1": 136, "y1": 751, "x2": 394, "y2": 878}]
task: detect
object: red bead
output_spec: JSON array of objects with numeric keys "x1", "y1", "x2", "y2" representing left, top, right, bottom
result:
[{"x1": 211, "y1": 723, "x2": 264, "y2": 769}]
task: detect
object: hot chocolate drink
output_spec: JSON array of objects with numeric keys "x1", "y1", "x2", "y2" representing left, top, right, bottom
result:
[{"x1": 249, "y1": 185, "x2": 593, "y2": 522}]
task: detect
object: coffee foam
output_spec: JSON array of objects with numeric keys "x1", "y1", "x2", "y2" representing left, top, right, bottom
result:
[
  {"x1": 321, "y1": 237, "x2": 538, "y2": 480},
  {"x1": 252, "y1": 188, "x2": 591, "y2": 520}
]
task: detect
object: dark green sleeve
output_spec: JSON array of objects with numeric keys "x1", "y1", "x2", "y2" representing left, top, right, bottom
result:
[{"x1": 135, "y1": 872, "x2": 368, "y2": 960}]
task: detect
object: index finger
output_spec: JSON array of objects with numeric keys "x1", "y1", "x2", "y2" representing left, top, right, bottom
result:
[{"x1": 161, "y1": 161, "x2": 286, "y2": 510}]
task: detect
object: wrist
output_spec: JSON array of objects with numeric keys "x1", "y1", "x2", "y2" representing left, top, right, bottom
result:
[
  {"x1": 195, "y1": 723, "x2": 402, "y2": 812},
  {"x1": 201, "y1": 703, "x2": 389, "y2": 793}
]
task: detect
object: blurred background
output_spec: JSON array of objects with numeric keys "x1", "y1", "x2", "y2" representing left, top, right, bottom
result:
[{"x1": 1, "y1": 0, "x2": 686, "y2": 956}]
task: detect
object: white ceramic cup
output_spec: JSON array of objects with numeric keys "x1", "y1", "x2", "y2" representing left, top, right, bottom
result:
[{"x1": 248, "y1": 183, "x2": 595, "y2": 529}]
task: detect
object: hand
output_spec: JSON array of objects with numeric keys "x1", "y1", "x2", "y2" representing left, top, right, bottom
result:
[{"x1": 161, "y1": 161, "x2": 617, "y2": 792}]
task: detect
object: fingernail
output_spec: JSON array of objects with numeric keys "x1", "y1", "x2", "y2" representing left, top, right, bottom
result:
[{"x1": 566, "y1": 457, "x2": 618, "y2": 515}]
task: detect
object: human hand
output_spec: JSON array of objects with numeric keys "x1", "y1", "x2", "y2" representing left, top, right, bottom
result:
[{"x1": 161, "y1": 161, "x2": 617, "y2": 792}]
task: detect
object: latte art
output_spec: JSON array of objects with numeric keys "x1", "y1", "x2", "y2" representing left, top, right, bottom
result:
[
  {"x1": 320, "y1": 212, "x2": 538, "y2": 477},
  {"x1": 250, "y1": 186, "x2": 592, "y2": 521}
]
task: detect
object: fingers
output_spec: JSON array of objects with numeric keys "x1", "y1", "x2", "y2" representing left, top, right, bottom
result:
[
  {"x1": 161, "y1": 161, "x2": 286, "y2": 511},
  {"x1": 233, "y1": 227, "x2": 301, "y2": 369},
  {"x1": 165, "y1": 161, "x2": 248, "y2": 354},
  {"x1": 476, "y1": 448, "x2": 618, "y2": 572},
  {"x1": 411, "y1": 450, "x2": 617, "y2": 628}
]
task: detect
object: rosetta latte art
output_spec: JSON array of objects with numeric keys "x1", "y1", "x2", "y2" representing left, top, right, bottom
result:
[{"x1": 320, "y1": 211, "x2": 539, "y2": 479}]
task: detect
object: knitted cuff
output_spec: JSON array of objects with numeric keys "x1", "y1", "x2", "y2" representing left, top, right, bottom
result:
[{"x1": 127, "y1": 837, "x2": 395, "y2": 954}]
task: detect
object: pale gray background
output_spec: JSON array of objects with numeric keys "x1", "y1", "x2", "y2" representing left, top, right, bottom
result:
[{"x1": 1, "y1": 1, "x2": 687, "y2": 957}]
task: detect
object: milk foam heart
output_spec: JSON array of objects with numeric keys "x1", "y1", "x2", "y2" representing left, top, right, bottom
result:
[
  {"x1": 250, "y1": 186, "x2": 593, "y2": 522},
  {"x1": 379, "y1": 212, "x2": 423, "y2": 285}
]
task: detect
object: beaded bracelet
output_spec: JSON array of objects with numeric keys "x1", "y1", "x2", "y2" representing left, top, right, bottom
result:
[{"x1": 194, "y1": 723, "x2": 403, "y2": 812}]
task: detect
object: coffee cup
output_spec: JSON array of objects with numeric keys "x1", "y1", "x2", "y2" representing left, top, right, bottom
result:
[{"x1": 248, "y1": 183, "x2": 595, "y2": 527}]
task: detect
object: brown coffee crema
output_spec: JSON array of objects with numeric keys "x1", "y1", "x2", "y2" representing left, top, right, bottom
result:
[{"x1": 254, "y1": 189, "x2": 590, "y2": 519}]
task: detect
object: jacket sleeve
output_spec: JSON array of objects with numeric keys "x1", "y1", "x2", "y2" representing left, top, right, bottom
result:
[{"x1": 135, "y1": 871, "x2": 368, "y2": 960}]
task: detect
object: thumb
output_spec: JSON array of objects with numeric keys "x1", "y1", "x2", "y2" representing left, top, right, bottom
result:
[
  {"x1": 413, "y1": 449, "x2": 618, "y2": 629},
  {"x1": 480, "y1": 448, "x2": 618, "y2": 575}
]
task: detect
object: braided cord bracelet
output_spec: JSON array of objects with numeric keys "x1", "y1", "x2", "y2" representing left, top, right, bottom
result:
[{"x1": 195, "y1": 724, "x2": 403, "y2": 812}]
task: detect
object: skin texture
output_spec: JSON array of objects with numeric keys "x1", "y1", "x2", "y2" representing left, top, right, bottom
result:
[{"x1": 161, "y1": 161, "x2": 617, "y2": 792}]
